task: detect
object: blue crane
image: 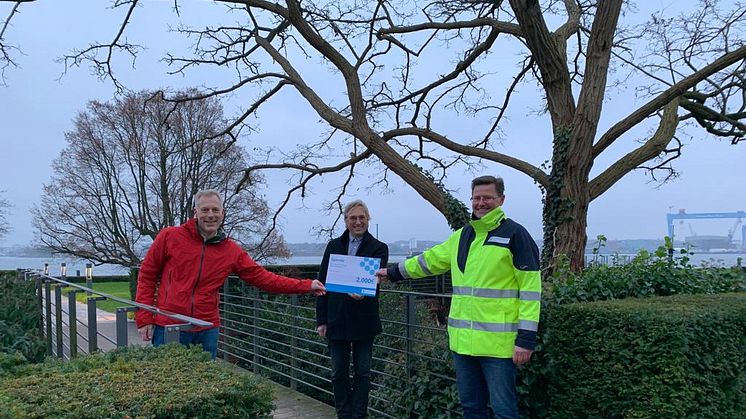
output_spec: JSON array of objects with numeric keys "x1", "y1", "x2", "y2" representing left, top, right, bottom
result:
[{"x1": 667, "y1": 210, "x2": 746, "y2": 247}]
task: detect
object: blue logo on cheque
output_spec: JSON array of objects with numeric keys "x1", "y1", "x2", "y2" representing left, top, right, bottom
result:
[{"x1": 358, "y1": 258, "x2": 378, "y2": 275}]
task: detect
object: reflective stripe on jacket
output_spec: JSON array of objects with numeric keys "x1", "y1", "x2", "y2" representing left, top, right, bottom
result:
[{"x1": 399, "y1": 207, "x2": 541, "y2": 358}]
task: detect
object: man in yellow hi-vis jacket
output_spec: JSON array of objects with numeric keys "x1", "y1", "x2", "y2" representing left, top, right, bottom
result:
[{"x1": 376, "y1": 175, "x2": 540, "y2": 419}]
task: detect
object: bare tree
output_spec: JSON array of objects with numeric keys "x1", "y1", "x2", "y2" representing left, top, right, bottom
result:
[
  {"x1": 0, "y1": 190, "x2": 11, "y2": 240},
  {"x1": 10, "y1": 0, "x2": 746, "y2": 274},
  {"x1": 32, "y1": 89, "x2": 289, "y2": 267}
]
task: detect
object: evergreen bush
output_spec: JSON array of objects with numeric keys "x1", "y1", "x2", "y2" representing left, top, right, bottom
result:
[
  {"x1": 546, "y1": 293, "x2": 746, "y2": 418},
  {"x1": 0, "y1": 272, "x2": 46, "y2": 363},
  {"x1": 0, "y1": 345, "x2": 274, "y2": 419}
]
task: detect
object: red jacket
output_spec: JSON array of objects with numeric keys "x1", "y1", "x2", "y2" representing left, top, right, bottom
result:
[{"x1": 135, "y1": 218, "x2": 312, "y2": 330}]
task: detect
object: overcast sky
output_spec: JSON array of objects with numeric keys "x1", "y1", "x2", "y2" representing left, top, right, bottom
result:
[{"x1": 1, "y1": 0, "x2": 744, "y2": 248}]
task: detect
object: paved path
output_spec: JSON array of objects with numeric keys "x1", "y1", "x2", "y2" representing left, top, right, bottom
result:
[
  {"x1": 46, "y1": 289, "x2": 336, "y2": 418},
  {"x1": 267, "y1": 381, "x2": 336, "y2": 418}
]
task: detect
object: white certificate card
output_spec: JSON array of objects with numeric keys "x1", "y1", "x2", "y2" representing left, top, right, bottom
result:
[{"x1": 325, "y1": 254, "x2": 380, "y2": 296}]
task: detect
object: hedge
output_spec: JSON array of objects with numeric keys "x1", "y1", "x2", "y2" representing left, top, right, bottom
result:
[
  {"x1": 545, "y1": 293, "x2": 746, "y2": 418},
  {"x1": 0, "y1": 272, "x2": 46, "y2": 363},
  {"x1": 0, "y1": 344, "x2": 274, "y2": 419}
]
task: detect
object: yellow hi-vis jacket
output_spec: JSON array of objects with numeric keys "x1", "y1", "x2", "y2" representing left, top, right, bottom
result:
[{"x1": 392, "y1": 207, "x2": 541, "y2": 358}]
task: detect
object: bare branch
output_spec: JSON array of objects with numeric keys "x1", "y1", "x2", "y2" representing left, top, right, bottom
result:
[{"x1": 594, "y1": 44, "x2": 746, "y2": 157}]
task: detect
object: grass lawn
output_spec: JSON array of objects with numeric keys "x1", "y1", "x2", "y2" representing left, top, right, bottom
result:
[{"x1": 62, "y1": 281, "x2": 134, "y2": 313}]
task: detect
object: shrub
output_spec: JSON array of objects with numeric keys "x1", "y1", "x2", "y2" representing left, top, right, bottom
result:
[
  {"x1": 518, "y1": 246, "x2": 746, "y2": 418},
  {"x1": 0, "y1": 344, "x2": 274, "y2": 419},
  {"x1": 0, "y1": 273, "x2": 46, "y2": 363},
  {"x1": 128, "y1": 267, "x2": 138, "y2": 301},
  {"x1": 550, "y1": 246, "x2": 746, "y2": 305},
  {"x1": 544, "y1": 293, "x2": 746, "y2": 418},
  {"x1": 371, "y1": 284, "x2": 461, "y2": 418}
]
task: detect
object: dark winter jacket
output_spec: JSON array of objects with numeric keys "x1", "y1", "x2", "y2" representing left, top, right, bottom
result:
[
  {"x1": 135, "y1": 218, "x2": 313, "y2": 331},
  {"x1": 316, "y1": 230, "x2": 389, "y2": 340}
]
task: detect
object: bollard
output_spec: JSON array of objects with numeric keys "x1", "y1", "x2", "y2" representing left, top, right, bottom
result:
[{"x1": 85, "y1": 263, "x2": 93, "y2": 296}]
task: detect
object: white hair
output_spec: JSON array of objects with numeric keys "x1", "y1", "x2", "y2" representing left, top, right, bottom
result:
[
  {"x1": 193, "y1": 190, "x2": 223, "y2": 209},
  {"x1": 344, "y1": 199, "x2": 371, "y2": 220}
]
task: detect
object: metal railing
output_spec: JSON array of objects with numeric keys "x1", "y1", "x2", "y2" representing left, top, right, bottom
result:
[
  {"x1": 217, "y1": 275, "x2": 457, "y2": 418},
  {"x1": 18, "y1": 269, "x2": 211, "y2": 359},
  {"x1": 16, "y1": 267, "x2": 457, "y2": 417}
]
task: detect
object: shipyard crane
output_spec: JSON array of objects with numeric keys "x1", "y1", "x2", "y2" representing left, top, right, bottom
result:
[{"x1": 666, "y1": 210, "x2": 746, "y2": 247}]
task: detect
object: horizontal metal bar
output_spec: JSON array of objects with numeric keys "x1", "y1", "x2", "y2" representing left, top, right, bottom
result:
[{"x1": 35, "y1": 272, "x2": 211, "y2": 327}]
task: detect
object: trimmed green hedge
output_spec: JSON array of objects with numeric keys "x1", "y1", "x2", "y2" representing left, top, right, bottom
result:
[
  {"x1": 0, "y1": 272, "x2": 45, "y2": 363},
  {"x1": 0, "y1": 345, "x2": 274, "y2": 419},
  {"x1": 546, "y1": 293, "x2": 746, "y2": 418}
]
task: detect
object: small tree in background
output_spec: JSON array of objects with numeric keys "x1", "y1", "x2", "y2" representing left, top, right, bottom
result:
[{"x1": 32, "y1": 89, "x2": 289, "y2": 267}]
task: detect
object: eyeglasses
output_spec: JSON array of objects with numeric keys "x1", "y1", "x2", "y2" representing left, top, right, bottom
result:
[{"x1": 470, "y1": 196, "x2": 498, "y2": 203}]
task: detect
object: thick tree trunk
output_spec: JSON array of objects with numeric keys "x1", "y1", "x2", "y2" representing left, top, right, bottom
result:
[{"x1": 541, "y1": 127, "x2": 593, "y2": 276}]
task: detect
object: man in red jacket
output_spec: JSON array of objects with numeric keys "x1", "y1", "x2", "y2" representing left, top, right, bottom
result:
[{"x1": 135, "y1": 189, "x2": 325, "y2": 358}]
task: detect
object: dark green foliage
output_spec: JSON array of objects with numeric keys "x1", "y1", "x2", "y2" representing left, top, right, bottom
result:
[
  {"x1": 371, "y1": 285, "x2": 461, "y2": 418},
  {"x1": 546, "y1": 294, "x2": 746, "y2": 418},
  {"x1": 0, "y1": 273, "x2": 46, "y2": 362},
  {"x1": 219, "y1": 275, "x2": 333, "y2": 405},
  {"x1": 518, "y1": 248, "x2": 746, "y2": 418},
  {"x1": 0, "y1": 345, "x2": 274, "y2": 419},
  {"x1": 374, "y1": 336, "x2": 461, "y2": 418},
  {"x1": 540, "y1": 126, "x2": 575, "y2": 269},
  {"x1": 550, "y1": 246, "x2": 746, "y2": 305},
  {"x1": 128, "y1": 266, "x2": 138, "y2": 301}
]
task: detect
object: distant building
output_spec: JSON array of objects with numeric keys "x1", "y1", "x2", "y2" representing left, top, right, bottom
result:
[{"x1": 683, "y1": 235, "x2": 733, "y2": 251}]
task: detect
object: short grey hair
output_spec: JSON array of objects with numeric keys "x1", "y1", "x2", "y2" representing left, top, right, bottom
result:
[
  {"x1": 344, "y1": 199, "x2": 371, "y2": 220},
  {"x1": 193, "y1": 189, "x2": 224, "y2": 209}
]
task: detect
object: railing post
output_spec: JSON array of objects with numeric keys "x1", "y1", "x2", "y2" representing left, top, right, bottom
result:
[
  {"x1": 116, "y1": 308, "x2": 129, "y2": 347},
  {"x1": 405, "y1": 293, "x2": 416, "y2": 374},
  {"x1": 87, "y1": 297, "x2": 100, "y2": 354},
  {"x1": 220, "y1": 279, "x2": 229, "y2": 361},
  {"x1": 68, "y1": 290, "x2": 78, "y2": 358},
  {"x1": 35, "y1": 275, "x2": 43, "y2": 337},
  {"x1": 53, "y1": 284, "x2": 64, "y2": 358},
  {"x1": 290, "y1": 294, "x2": 299, "y2": 390},
  {"x1": 250, "y1": 284, "x2": 259, "y2": 373},
  {"x1": 44, "y1": 280, "x2": 52, "y2": 356},
  {"x1": 165, "y1": 324, "x2": 191, "y2": 343}
]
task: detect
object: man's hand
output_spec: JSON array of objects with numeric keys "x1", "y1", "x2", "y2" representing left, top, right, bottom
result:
[
  {"x1": 310, "y1": 279, "x2": 326, "y2": 296},
  {"x1": 513, "y1": 346, "x2": 533, "y2": 366},
  {"x1": 375, "y1": 268, "x2": 388, "y2": 284},
  {"x1": 316, "y1": 324, "x2": 327, "y2": 337},
  {"x1": 348, "y1": 293, "x2": 364, "y2": 300},
  {"x1": 138, "y1": 324, "x2": 154, "y2": 342}
]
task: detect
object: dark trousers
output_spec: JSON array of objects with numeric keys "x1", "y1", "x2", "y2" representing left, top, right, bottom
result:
[
  {"x1": 452, "y1": 352, "x2": 518, "y2": 419},
  {"x1": 328, "y1": 338, "x2": 374, "y2": 419}
]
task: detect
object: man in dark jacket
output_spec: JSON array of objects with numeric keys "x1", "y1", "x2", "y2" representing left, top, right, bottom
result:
[
  {"x1": 136, "y1": 189, "x2": 325, "y2": 359},
  {"x1": 316, "y1": 200, "x2": 389, "y2": 419}
]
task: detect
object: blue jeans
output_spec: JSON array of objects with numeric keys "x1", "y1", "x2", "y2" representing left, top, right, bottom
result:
[
  {"x1": 452, "y1": 352, "x2": 517, "y2": 419},
  {"x1": 152, "y1": 325, "x2": 219, "y2": 360},
  {"x1": 328, "y1": 338, "x2": 374, "y2": 419}
]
